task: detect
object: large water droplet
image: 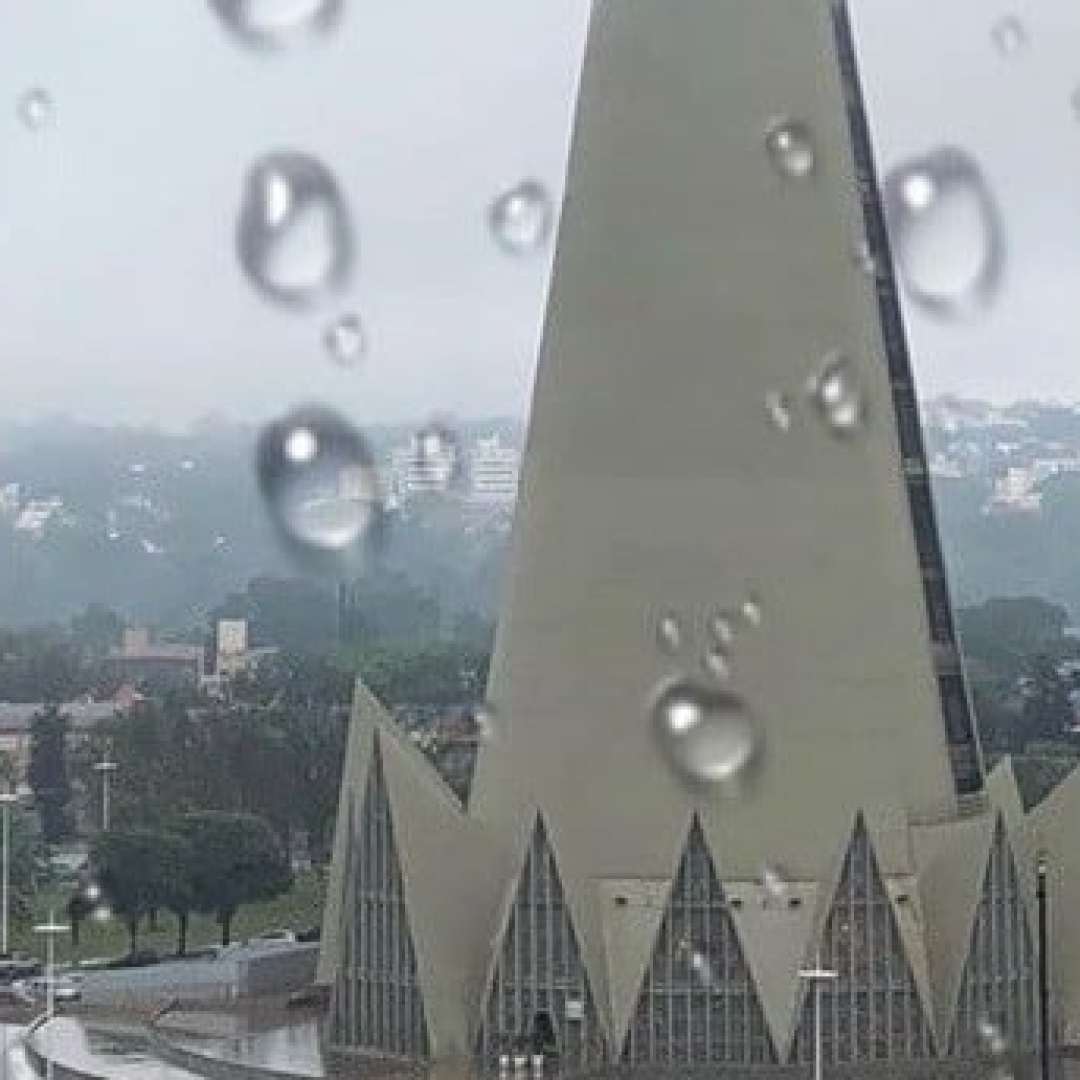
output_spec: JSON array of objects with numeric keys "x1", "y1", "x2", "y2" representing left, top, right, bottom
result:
[
  {"x1": 209, "y1": 0, "x2": 342, "y2": 47},
  {"x1": 17, "y1": 89, "x2": 53, "y2": 130},
  {"x1": 651, "y1": 679, "x2": 761, "y2": 786},
  {"x1": 741, "y1": 596, "x2": 763, "y2": 627},
  {"x1": 977, "y1": 1017, "x2": 1009, "y2": 1057},
  {"x1": 764, "y1": 120, "x2": 816, "y2": 179},
  {"x1": 810, "y1": 354, "x2": 865, "y2": 435},
  {"x1": 237, "y1": 152, "x2": 353, "y2": 307},
  {"x1": 991, "y1": 16, "x2": 1027, "y2": 56},
  {"x1": 256, "y1": 406, "x2": 383, "y2": 574},
  {"x1": 324, "y1": 314, "x2": 365, "y2": 365},
  {"x1": 489, "y1": 181, "x2": 553, "y2": 255},
  {"x1": 882, "y1": 148, "x2": 1003, "y2": 318}
]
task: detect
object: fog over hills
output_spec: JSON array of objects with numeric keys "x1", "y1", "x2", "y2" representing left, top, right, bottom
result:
[{"x1": 4, "y1": 401, "x2": 1080, "y2": 633}]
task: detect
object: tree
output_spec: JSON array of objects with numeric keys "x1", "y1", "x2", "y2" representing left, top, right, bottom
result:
[
  {"x1": 1022, "y1": 654, "x2": 1073, "y2": 743},
  {"x1": 91, "y1": 828, "x2": 189, "y2": 954},
  {"x1": 175, "y1": 813, "x2": 292, "y2": 946},
  {"x1": 69, "y1": 603, "x2": 124, "y2": 657},
  {"x1": 27, "y1": 707, "x2": 73, "y2": 843}
]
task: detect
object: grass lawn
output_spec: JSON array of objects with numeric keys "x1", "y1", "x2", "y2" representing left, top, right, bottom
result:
[{"x1": 6, "y1": 869, "x2": 326, "y2": 969}]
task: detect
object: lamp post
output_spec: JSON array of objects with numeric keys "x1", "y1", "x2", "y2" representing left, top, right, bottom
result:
[
  {"x1": 1037, "y1": 852, "x2": 1050, "y2": 1080},
  {"x1": 798, "y1": 954, "x2": 838, "y2": 1080},
  {"x1": 33, "y1": 910, "x2": 68, "y2": 1080},
  {"x1": 92, "y1": 756, "x2": 118, "y2": 832},
  {"x1": 0, "y1": 792, "x2": 20, "y2": 957}
]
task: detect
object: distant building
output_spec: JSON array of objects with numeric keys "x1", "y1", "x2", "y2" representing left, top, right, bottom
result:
[
  {"x1": 104, "y1": 628, "x2": 205, "y2": 689},
  {"x1": 0, "y1": 701, "x2": 123, "y2": 777},
  {"x1": 983, "y1": 468, "x2": 1042, "y2": 515},
  {"x1": 468, "y1": 436, "x2": 520, "y2": 504}
]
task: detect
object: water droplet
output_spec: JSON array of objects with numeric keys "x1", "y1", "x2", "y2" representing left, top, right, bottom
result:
[
  {"x1": 852, "y1": 238, "x2": 879, "y2": 278},
  {"x1": 209, "y1": 0, "x2": 342, "y2": 48},
  {"x1": 702, "y1": 648, "x2": 730, "y2": 682},
  {"x1": 810, "y1": 354, "x2": 865, "y2": 435},
  {"x1": 741, "y1": 596, "x2": 763, "y2": 627},
  {"x1": 651, "y1": 679, "x2": 761, "y2": 786},
  {"x1": 324, "y1": 314, "x2": 365, "y2": 365},
  {"x1": 991, "y1": 16, "x2": 1027, "y2": 56},
  {"x1": 882, "y1": 148, "x2": 1003, "y2": 318},
  {"x1": 237, "y1": 152, "x2": 353, "y2": 308},
  {"x1": 762, "y1": 862, "x2": 788, "y2": 899},
  {"x1": 656, "y1": 614, "x2": 683, "y2": 655},
  {"x1": 708, "y1": 614, "x2": 735, "y2": 648},
  {"x1": 765, "y1": 392, "x2": 792, "y2": 432},
  {"x1": 92, "y1": 904, "x2": 113, "y2": 924},
  {"x1": 764, "y1": 119, "x2": 816, "y2": 179},
  {"x1": 474, "y1": 703, "x2": 500, "y2": 743},
  {"x1": 17, "y1": 89, "x2": 53, "y2": 130},
  {"x1": 689, "y1": 951, "x2": 714, "y2": 987},
  {"x1": 413, "y1": 422, "x2": 467, "y2": 492},
  {"x1": 489, "y1": 180, "x2": 553, "y2": 255},
  {"x1": 977, "y1": 1017, "x2": 1009, "y2": 1057},
  {"x1": 256, "y1": 406, "x2": 383, "y2": 574}
]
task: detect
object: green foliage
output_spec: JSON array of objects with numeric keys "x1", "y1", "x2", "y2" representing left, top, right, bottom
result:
[
  {"x1": 91, "y1": 828, "x2": 190, "y2": 952},
  {"x1": 27, "y1": 706, "x2": 73, "y2": 843},
  {"x1": 173, "y1": 813, "x2": 292, "y2": 945},
  {"x1": 957, "y1": 597, "x2": 1073, "y2": 677}
]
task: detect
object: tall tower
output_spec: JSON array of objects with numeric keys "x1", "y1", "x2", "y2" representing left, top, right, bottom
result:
[{"x1": 318, "y1": 1, "x2": 1039, "y2": 1075}]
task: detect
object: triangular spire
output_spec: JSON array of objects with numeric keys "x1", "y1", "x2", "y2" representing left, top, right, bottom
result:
[
  {"x1": 948, "y1": 817, "x2": 1038, "y2": 1055},
  {"x1": 790, "y1": 815, "x2": 935, "y2": 1065},
  {"x1": 620, "y1": 818, "x2": 777, "y2": 1067},
  {"x1": 327, "y1": 736, "x2": 429, "y2": 1058},
  {"x1": 477, "y1": 816, "x2": 607, "y2": 1070}
]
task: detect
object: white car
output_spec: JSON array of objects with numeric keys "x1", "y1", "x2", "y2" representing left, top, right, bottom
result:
[
  {"x1": 13, "y1": 975, "x2": 82, "y2": 1003},
  {"x1": 255, "y1": 929, "x2": 297, "y2": 944}
]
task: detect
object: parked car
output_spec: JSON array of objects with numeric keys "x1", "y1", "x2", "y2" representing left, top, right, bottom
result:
[
  {"x1": 13, "y1": 975, "x2": 82, "y2": 1003},
  {"x1": 255, "y1": 928, "x2": 297, "y2": 944}
]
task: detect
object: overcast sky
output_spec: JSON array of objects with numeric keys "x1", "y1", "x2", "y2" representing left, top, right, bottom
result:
[{"x1": 0, "y1": 0, "x2": 1074, "y2": 429}]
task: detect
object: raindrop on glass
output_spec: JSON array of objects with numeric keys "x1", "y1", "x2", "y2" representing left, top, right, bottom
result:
[
  {"x1": 702, "y1": 648, "x2": 730, "y2": 683},
  {"x1": 765, "y1": 391, "x2": 792, "y2": 432},
  {"x1": 209, "y1": 0, "x2": 342, "y2": 48},
  {"x1": 237, "y1": 152, "x2": 353, "y2": 307},
  {"x1": 651, "y1": 679, "x2": 761, "y2": 786},
  {"x1": 256, "y1": 405, "x2": 383, "y2": 574},
  {"x1": 92, "y1": 905, "x2": 113, "y2": 924},
  {"x1": 324, "y1": 314, "x2": 365, "y2": 365},
  {"x1": 852, "y1": 238, "x2": 879, "y2": 278},
  {"x1": 882, "y1": 147, "x2": 1003, "y2": 318},
  {"x1": 741, "y1": 596, "x2": 763, "y2": 627},
  {"x1": 489, "y1": 180, "x2": 553, "y2": 255},
  {"x1": 977, "y1": 1017, "x2": 1009, "y2": 1057},
  {"x1": 690, "y1": 951, "x2": 714, "y2": 987},
  {"x1": 764, "y1": 119, "x2": 816, "y2": 180},
  {"x1": 708, "y1": 613, "x2": 735, "y2": 649},
  {"x1": 474, "y1": 703, "x2": 500, "y2": 743},
  {"x1": 810, "y1": 354, "x2": 865, "y2": 435},
  {"x1": 657, "y1": 614, "x2": 683, "y2": 655},
  {"x1": 991, "y1": 16, "x2": 1027, "y2": 56},
  {"x1": 761, "y1": 862, "x2": 788, "y2": 899},
  {"x1": 17, "y1": 89, "x2": 53, "y2": 131}
]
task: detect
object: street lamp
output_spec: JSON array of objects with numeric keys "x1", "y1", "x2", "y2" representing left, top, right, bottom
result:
[
  {"x1": 798, "y1": 954, "x2": 838, "y2": 1080},
  {"x1": 0, "y1": 791, "x2": 21, "y2": 957},
  {"x1": 33, "y1": 910, "x2": 68, "y2": 1080},
  {"x1": 1037, "y1": 851, "x2": 1050, "y2": 1080},
  {"x1": 92, "y1": 755, "x2": 118, "y2": 832}
]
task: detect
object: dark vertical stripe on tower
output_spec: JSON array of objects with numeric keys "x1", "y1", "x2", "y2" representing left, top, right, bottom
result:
[{"x1": 831, "y1": 0, "x2": 984, "y2": 797}]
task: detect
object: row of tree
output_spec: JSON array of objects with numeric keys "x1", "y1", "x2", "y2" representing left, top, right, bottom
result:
[{"x1": 87, "y1": 813, "x2": 292, "y2": 953}]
